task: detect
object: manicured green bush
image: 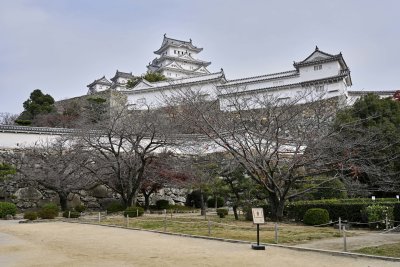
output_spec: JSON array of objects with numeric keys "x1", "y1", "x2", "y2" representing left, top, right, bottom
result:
[
  {"x1": 62, "y1": 210, "x2": 81, "y2": 218},
  {"x1": 303, "y1": 208, "x2": 330, "y2": 225},
  {"x1": 0, "y1": 202, "x2": 17, "y2": 218},
  {"x1": 217, "y1": 208, "x2": 229, "y2": 218},
  {"x1": 74, "y1": 205, "x2": 86, "y2": 213},
  {"x1": 364, "y1": 205, "x2": 393, "y2": 229},
  {"x1": 207, "y1": 197, "x2": 224, "y2": 208},
  {"x1": 23, "y1": 211, "x2": 38, "y2": 220},
  {"x1": 38, "y1": 203, "x2": 59, "y2": 219},
  {"x1": 286, "y1": 198, "x2": 397, "y2": 222},
  {"x1": 106, "y1": 201, "x2": 125, "y2": 213},
  {"x1": 156, "y1": 199, "x2": 170, "y2": 210},
  {"x1": 124, "y1": 206, "x2": 144, "y2": 217}
]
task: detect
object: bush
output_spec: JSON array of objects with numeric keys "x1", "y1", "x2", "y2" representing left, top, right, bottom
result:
[
  {"x1": 156, "y1": 199, "x2": 170, "y2": 210},
  {"x1": 124, "y1": 206, "x2": 144, "y2": 217},
  {"x1": 106, "y1": 201, "x2": 125, "y2": 213},
  {"x1": 23, "y1": 211, "x2": 38, "y2": 220},
  {"x1": 303, "y1": 208, "x2": 330, "y2": 225},
  {"x1": 62, "y1": 210, "x2": 81, "y2": 218},
  {"x1": 207, "y1": 197, "x2": 224, "y2": 208},
  {"x1": 217, "y1": 208, "x2": 229, "y2": 218},
  {"x1": 74, "y1": 205, "x2": 86, "y2": 213},
  {"x1": 286, "y1": 198, "x2": 397, "y2": 222},
  {"x1": 186, "y1": 190, "x2": 208, "y2": 209},
  {"x1": 38, "y1": 203, "x2": 59, "y2": 219},
  {"x1": 0, "y1": 202, "x2": 17, "y2": 218},
  {"x1": 364, "y1": 205, "x2": 393, "y2": 229}
]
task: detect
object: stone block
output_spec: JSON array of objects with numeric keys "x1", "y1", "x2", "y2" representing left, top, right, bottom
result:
[{"x1": 14, "y1": 187, "x2": 43, "y2": 200}]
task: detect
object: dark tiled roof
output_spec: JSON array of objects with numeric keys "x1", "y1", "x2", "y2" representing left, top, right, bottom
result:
[
  {"x1": 348, "y1": 90, "x2": 396, "y2": 95},
  {"x1": 110, "y1": 70, "x2": 135, "y2": 82},
  {"x1": 218, "y1": 73, "x2": 349, "y2": 97},
  {"x1": 154, "y1": 35, "x2": 203, "y2": 55},
  {"x1": 87, "y1": 76, "x2": 112, "y2": 87},
  {"x1": 219, "y1": 70, "x2": 299, "y2": 88}
]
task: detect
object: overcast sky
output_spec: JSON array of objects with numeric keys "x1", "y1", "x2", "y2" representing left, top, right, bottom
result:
[{"x1": 1, "y1": 0, "x2": 399, "y2": 114}]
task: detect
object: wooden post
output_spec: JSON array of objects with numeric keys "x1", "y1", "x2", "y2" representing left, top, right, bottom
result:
[
  {"x1": 127, "y1": 214, "x2": 129, "y2": 228},
  {"x1": 68, "y1": 211, "x2": 71, "y2": 219},
  {"x1": 136, "y1": 209, "x2": 138, "y2": 218},
  {"x1": 98, "y1": 212, "x2": 101, "y2": 223},
  {"x1": 274, "y1": 223, "x2": 279, "y2": 244},
  {"x1": 208, "y1": 219, "x2": 211, "y2": 236},
  {"x1": 164, "y1": 216, "x2": 167, "y2": 232},
  {"x1": 338, "y1": 217, "x2": 342, "y2": 234},
  {"x1": 386, "y1": 214, "x2": 389, "y2": 230},
  {"x1": 343, "y1": 226, "x2": 347, "y2": 252}
]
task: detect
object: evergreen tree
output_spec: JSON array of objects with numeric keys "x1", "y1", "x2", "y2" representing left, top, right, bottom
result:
[{"x1": 16, "y1": 89, "x2": 55, "y2": 125}]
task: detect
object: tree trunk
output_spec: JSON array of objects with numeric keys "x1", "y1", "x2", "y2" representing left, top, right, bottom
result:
[
  {"x1": 268, "y1": 194, "x2": 286, "y2": 221},
  {"x1": 214, "y1": 194, "x2": 218, "y2": 209},
  {"x1": 144, "y1": 192, "x2": 150, "y2": 211},
  {"x1": 58, "y1": 192, "x2": 68, "y2": 211},
  {"x1": 233, "y1": 205, "x2": 239, "y2": 220},
  {"x1": 200, "y1": 189, "x2": 206, "y2": 216},
  {"x1": 127, "y1": 189, "x2": 139, "y2": 207}
]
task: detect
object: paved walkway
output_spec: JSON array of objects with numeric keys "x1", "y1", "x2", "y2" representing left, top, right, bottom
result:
[{"x1": 0, "y1": 221, "x2": 399, "y2": 267}]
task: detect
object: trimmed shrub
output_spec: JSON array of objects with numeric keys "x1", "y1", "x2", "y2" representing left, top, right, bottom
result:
[
  {"x1": 286, "y1": 198, "x2": 397, "y2": 222},
  {"x1": 207, "y1": 197, "x2": 224, "y2": 208},
  {"x1": 303, "y1": 208, "x2": 330, "y2": 226},
  {"x1": 106, "y1": 201, "x2": 125, "y2": 213},
  {"x1": 38, "y1": 203, "x2": 59, "y2": 219},
  {"x1": 0, "y1": 202, "x2": 17, "y2": 218},
  {"x1": 364, "y1": 205, "x2": 393, "y2": 229},
  {"x1": 74, "y1": 205, "x2": 86, "y2": 213},
  {"x1": 23, "y1": 211, "x2": 38, "y2": 221},
  {"x1": 156, "y1": 199, "x2": 170, "y2": 210},
  {"x1": 62, "y1": 210, "x2": 81, "y2": 218},
  {"x1": 124, "y1": 206, "x2": 144, "y2": 217},
  {"x1": 217, "y1": 208, "x2": 229, "y2": 218}
]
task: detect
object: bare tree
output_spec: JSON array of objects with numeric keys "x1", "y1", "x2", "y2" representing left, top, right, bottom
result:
[
  {"x1": 166, "y1": 88, "x2": 352, "y2": 220},
  {"x1": 12, "y1": 137, "x2": 94, "y2": 210},
  {"x1": 75, "y1": 105, "x2": 174, "y2": 207},
  {"x1": 140, "y1": 152, "x2": 189, "y2": 211},
  {"x1": 0, "y1": 112, "x2": 18, "y2": 125}
]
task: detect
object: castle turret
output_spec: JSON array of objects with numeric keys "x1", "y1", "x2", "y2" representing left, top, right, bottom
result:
[{"x1": 147, "y1": 34, "x2": 211, "y2": 79}]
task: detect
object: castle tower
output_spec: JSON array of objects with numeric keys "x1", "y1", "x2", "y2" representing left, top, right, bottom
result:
[{"x1": 147, "y1": 34, "x2": 211, "y2": 79}]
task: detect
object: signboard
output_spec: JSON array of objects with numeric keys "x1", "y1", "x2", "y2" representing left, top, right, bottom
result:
[{"x1": 252, "y1": 208, "x2": 265, "y2": 224}]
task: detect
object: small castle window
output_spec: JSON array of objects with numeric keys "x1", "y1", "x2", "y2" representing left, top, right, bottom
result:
[{"x1": 314, "y1": 65, "x2": 322, "y2": 71}]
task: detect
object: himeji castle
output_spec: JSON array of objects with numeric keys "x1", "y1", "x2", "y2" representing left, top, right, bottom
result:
[{"x1": 85, "y1": 34, "x2": 394, "y2": 110}]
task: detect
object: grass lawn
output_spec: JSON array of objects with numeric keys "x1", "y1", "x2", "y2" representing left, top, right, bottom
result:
[
  {"x1": 353, "y1": 242, "x2": 400, "y2": 258},
  {"x1": 81, "y1": 213, "x2": 354, "y2": 245}
]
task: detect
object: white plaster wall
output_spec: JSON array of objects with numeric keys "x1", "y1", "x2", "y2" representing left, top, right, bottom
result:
[
  {"x1": 299, "y1": 61, "x2": 341, "y2": 81},
  {"x1": 0, "y1": 132, "x2": 59, "y2": 149}
]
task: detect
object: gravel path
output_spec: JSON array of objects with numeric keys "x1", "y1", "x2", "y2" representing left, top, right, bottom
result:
[
  {"x1": 296, "y1": 231, "x2": 400, "y2": 251},
  {"x1": 0, "y1": 221, "x2": 399, "y2": 267}
]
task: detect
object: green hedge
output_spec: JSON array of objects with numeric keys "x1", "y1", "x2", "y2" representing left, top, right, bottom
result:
[
  {"x1": 38, "y1": 203, "x2": 59, "y2": 219},
  {"x1": 23, "y1": 211, "x2": 38, "y2": 220},
  {"x1": 286, "y1": 198, "x2": 398, "y2": 222},
  {"x1": 216, "y1": 208, "x2": 229, "y2": 218},
  {"x1": 303, "y1": 208, "x2": 330, "y2": 225},
  {"x1": 0, "y1": 202, "x2": 17, "y2": 218},
  {"x1": 155, "y1": 200, "x2": 170, "y2": 210},
  {"x1": 124, "y1": 206, "x2": 144, "y2": 217},
  {"x1": 207, "y1": 197, "x2": 224, "y2": 208}
]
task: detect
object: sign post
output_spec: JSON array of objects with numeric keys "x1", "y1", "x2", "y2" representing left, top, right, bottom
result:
[{"x1": 251, "y1": 208, "x2": 265, "y2": 250}]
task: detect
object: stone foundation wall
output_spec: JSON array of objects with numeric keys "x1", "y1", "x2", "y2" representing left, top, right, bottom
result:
[{"x1": 0, "y1": 179, "x2": 188, "y2": 211}]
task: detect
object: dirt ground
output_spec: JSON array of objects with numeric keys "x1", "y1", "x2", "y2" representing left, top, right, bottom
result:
[
  {"x1": 0, "y1": 220, "x2": 399, "y2": 267},
  {"x1": 296, "y1": 231, "x2": 400, "y2": 251}
]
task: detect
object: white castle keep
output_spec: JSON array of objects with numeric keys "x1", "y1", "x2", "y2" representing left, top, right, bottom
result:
[{"x1": 85, "y1": 34, "x2": 395, "y2": 110}]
